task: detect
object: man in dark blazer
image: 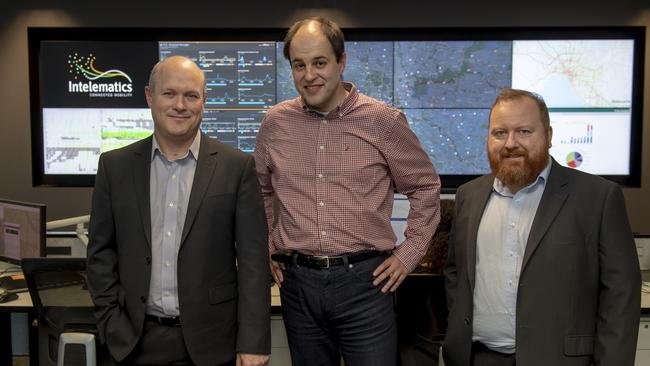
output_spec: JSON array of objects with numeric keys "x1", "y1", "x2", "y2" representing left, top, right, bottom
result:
[
  {"x1": 443, "y1": 88, "x2": 640, "y2": 366},
  {"x1": 87, "y1": 56, "x2": 270, "y2": 366}
]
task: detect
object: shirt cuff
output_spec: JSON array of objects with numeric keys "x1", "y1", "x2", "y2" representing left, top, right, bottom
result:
[{"x1": 393, "y1": 243, "x2": 426, "y2": 273}]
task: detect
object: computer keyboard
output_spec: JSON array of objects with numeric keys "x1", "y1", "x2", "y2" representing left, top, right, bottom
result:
[
  {"x1": 34, "y1": 271, "x2": 85, "y2": 290},
  {"x1": 0, "y1": 276, "x2": 27, "y2": 292}
]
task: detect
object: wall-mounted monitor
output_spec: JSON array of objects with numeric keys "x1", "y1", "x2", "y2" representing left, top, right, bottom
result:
[
  {"x1": 28, "y1": 27, "x2": 645, "y2": 190},
  {"x1": 0, "y1": 199, "x2": 46, "y2": 264}
]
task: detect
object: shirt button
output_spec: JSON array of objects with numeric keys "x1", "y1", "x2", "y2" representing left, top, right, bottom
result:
[
  {"x1": 319, "y1": 145, "x2": 325, "y2": 150},
  {"x1": 321, "y1": 231, "x2": 327, "y2": 236},
  {"x1": 172, "y1": 174, "x2": 176, "y2": 180},
  {"x1": 164, "y1": 291, "x2": 170, "y2": 296},
  {"x1": 165, "y1": 261, "x2": 171, "y2": 267},
  {"x1": 169, "y1": 202, "x2": 175, "y2": 208},
  {"x1": 166, "y1": 231, "x2": 172, "y2": 237},
  {"x1": 510, "y1": 222, "x2": 515, "y2": 228},
  {"x1": 317, "y1": 174, "x2": 323, "y2": 179},
  {"x1": 318, "y1": 201, "x2": 324, "y2": 207},
  {"x1": 322, "y1": 119, "x2": 327, "y2": 125}
]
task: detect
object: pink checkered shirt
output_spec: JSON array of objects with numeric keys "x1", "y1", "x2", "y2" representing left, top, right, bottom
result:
[{"x1": 254, "y1": 83, "x2": 441, "y2": 271}]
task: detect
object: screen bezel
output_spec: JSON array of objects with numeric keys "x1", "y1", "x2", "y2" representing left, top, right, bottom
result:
[
  {"x1": 0, "y1": 198, "x2": 46, "y2": 265},
  {"x1": 28, "y1": 26, "x2": 645, "y2": 190}
]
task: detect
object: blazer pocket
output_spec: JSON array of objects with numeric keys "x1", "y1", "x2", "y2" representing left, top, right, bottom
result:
[
  {"x1": 208, "y1": 282, "x2": 238, "y2": 305},
  {"x1": 564, "y1": 334, "x2": 594, "y2": 356}
]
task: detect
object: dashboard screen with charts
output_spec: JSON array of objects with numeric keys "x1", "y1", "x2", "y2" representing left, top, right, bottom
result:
[{"x1": 29, "y1": 27, "x2": 644, "y2": 189}]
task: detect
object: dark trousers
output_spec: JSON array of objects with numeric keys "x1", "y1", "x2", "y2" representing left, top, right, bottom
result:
[
  {"x1": 280, "y1": 255, "x2": 398, "y2": 366},
  {"x1": 470, "y1": 342, "x2": 516, "y2": 366},
  {"x1": 117, "y1": 318, "x2": 235, "y2": 366}
]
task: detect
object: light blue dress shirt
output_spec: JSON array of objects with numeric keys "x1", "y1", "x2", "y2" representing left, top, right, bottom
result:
[
  {"x1": 146, "y1": 132, "x2": 200, "y2": 317},
  {"x1": 472, "y1": 158, "x2": 552, "y2": 354}
]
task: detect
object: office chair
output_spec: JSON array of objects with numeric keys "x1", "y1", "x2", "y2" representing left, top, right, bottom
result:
[
  {"x1": 22, "y1": 257, "x2": 102, "y2": 366},
  {"x1": 396, "y1": 274, "x2": 447, "y2": 366},
  {"x1": 397, "y1": 199, "x2": 453, "y2": 366}
]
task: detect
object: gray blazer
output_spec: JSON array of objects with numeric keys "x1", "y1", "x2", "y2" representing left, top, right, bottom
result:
[
  {"x1": 87, "y1": 134, "x2": 270, "y2": 365},
  {"x1": 443, "y1": 160, "x2": 640, "y2": 366}
]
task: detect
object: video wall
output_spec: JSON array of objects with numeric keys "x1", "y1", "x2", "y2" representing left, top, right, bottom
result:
[{"x1": 30, "y1": 27, "x2": 645, "y2": 187}]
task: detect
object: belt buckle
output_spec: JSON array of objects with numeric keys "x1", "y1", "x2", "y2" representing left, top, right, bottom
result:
[
  {"x1": 312, "y1": 255, "x2": 330, "y2": 268},
  {"x1": 165, "y1": 317, "x2": 180, "y2": 326}
]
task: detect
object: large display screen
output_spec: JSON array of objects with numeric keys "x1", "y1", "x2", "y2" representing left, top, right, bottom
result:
[{"x1": 29, "y1": 27, "x2": 645, "y2": 189}]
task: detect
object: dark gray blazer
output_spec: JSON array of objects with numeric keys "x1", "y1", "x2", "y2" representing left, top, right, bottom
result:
[
  {"x1": 443, "y1": 160, "x2": 640, "y2": 366},
  {"x1": 87, "y1": 134, "x2": 270, "y2": 365}
]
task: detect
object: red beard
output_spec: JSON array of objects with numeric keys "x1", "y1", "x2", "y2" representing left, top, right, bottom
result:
[{"x1": 489, "y1": 147, "x2": 549, "y2": 190}]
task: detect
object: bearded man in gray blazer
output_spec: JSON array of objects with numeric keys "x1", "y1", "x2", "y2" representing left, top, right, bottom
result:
[
  {"x1": 87, "y1": 56, "x2": 270, "y2": 366},
  {"x1": 443, "y1": 88, "x2": 640, "y2": 366}
]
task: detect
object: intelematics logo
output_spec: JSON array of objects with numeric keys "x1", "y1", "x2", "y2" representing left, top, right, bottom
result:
[{"x1": 67, "y1": 53, "x2": 133, "y2": 97}]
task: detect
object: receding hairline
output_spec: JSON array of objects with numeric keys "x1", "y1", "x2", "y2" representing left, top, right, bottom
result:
[
  {"x1": 489, "y1": 88, "x2": 551, "y2": 130},
  {"x1": 283, "y1": 16, "x2": 345, "y2": 63},
  {"x1": 148, "y1": 55, "x2": 206, "y2": 93}
]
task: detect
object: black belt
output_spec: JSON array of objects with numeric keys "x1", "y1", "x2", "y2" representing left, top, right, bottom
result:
[
  {"x1": 145, "y1": 314, "x2": 181, "y2": 327},
  {"x1": 273, "y1": 250, "x2": 386, "y2": 269},
  {"x1": 471, "y1": 342, "x2": 516, "y2": 358}
]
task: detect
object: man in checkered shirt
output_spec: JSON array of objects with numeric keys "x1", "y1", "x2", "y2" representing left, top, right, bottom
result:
[{"x1": 254, "y1": 17, "x2": 441, "y2": 366}]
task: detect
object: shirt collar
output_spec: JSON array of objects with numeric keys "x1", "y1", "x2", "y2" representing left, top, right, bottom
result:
[
  {"x1": 493, "y1": 157, "x2": 552, "y2": 197},
  {"x1": 300, "y1": 81, "x2": 358, "y2": 118},
  {"x1": 151, "y1": 130, "x2": 201, "y2": 162}
]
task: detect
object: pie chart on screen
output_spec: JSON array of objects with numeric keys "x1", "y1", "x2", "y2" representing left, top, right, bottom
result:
[{"x1": 566, "y1": 151, "x2": 583, "y2": 168}]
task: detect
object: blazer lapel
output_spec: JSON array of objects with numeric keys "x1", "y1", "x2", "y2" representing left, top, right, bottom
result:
[
  {"x1": 133, "y1": 137, "x2": 153, "y2": 250},
  {"x1": 180, "y1": 135, "x2": 219, "y2": 246},
  {"x1": 522, "y1": 160, "x2": 569, "y2": 270},
  {"x1": 467, "y1": 175, "x2": 494, "y2": 290}
]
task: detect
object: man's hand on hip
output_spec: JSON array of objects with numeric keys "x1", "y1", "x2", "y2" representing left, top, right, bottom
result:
[
  {"x1": 372, "y1": 255, "x2": 408, "y2": 293},
  {"x1": 270, "y1": 258, "x2": 285, "y2": 287}
]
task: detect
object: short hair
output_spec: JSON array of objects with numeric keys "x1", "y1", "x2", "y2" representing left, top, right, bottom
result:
[
  {"x1": 148, "y1": 55, "x2": 206, "y2": 95},
  {"x1": 490, "y1": 88, "x2": 551, "y2": 129},
  {"x1": 283, "y1": 17, "x2": 345, "y2": 62}
]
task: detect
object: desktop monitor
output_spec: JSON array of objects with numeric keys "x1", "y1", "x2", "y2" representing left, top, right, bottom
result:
[
  {"x1": 0, "y1": 199, "x2": 46, "y2": 264},
  {"x1": 635, "y1": 234, "x2": 650, "y2": 271}
]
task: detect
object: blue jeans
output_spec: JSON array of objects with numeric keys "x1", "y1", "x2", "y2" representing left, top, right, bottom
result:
[{"x1": 280, "y1": 255, "x2": 397, "y2": 366}]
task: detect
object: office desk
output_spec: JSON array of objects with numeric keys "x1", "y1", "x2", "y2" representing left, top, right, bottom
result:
[
  {"x1": 271, "y1": 283, "x2": 281, "y2": 310},
  {"x1": 7, "y1": 266, "x2": 645, "y2": 365},
  {"x1": 638, "y1": 271, "x2": 650, "y2": 365},
  {"x1": 0, "y1": 261, "x2": 37, "y2": 366},
  {"x1": 641, "y1": 270, "x2": 650, "y2": 313},
  {"x1": 3, "y1": 264, "x2": 281, "y2": 366}
]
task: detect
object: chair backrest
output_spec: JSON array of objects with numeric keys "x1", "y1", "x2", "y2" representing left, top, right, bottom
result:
[{"x1": 22, "y1": 257, "x2": 94, "y2": 331}]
